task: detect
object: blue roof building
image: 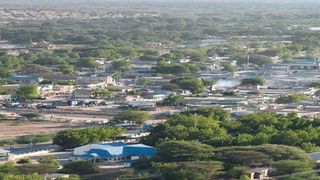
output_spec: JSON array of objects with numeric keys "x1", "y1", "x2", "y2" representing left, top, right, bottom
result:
[{"x1": 77, "y1": 142, "x2": 156, "y2": 165}]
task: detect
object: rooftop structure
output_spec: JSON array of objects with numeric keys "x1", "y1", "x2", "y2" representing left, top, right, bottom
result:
[{"x1": 75, "y1": 142, "x2": 156, "y2": 166}]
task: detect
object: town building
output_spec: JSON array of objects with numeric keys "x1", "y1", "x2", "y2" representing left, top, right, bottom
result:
[
  {"x1": 250, "y1": 167, "x2": 271, "y2": 180},
  {"x1": 289, "y1": 59, "x2": 319, "y2": 70},
  {"x1": 76, "y1": 74, "x2": 115, "y2": 88},
  {"x1": 74, "y1": 142, "x2": 156, "y2": 166}
]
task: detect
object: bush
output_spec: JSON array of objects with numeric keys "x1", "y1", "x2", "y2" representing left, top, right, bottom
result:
[
  {"x1": 16, "y1": 134, "x2": 53, "y2": 144},
  {"x1": 1, "y1": 173, "x2": 43, "y2": 180},
  {"x1": 275, "y1": 93, "x2": 308, "y2": 104},
  {"x1": 16, "y1": 158, "x2": 31, "y2": 164},
  {"x1": 21, "y1": 113, "x2": 41, "y2": 119},
  {"x1": 161, "y1": 83, "x2": 179, "y2": 91},
  {"x1": 17, "y1": 164, "x2": 58, "y2": 174},
  {"x1": 0, "y1": 114, "x2": 8, "y2": 119},
  {"x1": 153, "y1": 161, "x2": 224, "y2": 180},
  {"x1": 223, "y1": 91, "x2": 238, "y2": 96},
  {"x1": 241, "y1": 77, "x2": 265, "y2": 86},
  {"x1": 0, "y1": 139, "x2": 16, "y2": 146},
  {"x1": 310, "y1": 81, "x2": 320, "y2": 88},
  {"x1": 38, "y1": 156, "x2": 59, "y2": 168},
  {"x1": 271, "y1": 160, "x2": 314, "y2": 176},
  {"x1": 61, "y1": 161, "x2": 98, "y2": 175}
]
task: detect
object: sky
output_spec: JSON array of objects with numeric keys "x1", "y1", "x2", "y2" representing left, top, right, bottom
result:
[
  {"x1": 0, "y1": 0, "x2": 319, "y2": 9},
  {"x1": 1, "y1": 0, "x2": 319, "y2": 4}
]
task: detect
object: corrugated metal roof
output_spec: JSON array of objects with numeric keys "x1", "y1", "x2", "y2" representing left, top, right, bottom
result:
[
  {"x1": 123, "y1": 144, "x2": 156, "y2": 156},
  {"x1": 80, "y1": 143, "x2": 156, "y2": 159}
]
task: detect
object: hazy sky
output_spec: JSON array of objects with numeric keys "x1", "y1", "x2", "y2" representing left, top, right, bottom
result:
[
  {"x1": 1, "y1": 0, "x2": 319, "y2": 4},
  {"x1": 1, "y1": 0, "x2": 319, "y2": 9}
]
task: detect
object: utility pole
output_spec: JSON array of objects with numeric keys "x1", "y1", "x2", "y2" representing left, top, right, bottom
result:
[{"x1": 314, "y1": 53, "x2": 320, "y2": 72}]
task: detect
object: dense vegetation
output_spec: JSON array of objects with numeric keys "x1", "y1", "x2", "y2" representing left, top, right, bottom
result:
[
  {"x1": 276, "y1": 93, "x2": 309, "y2": 104},
  {"x1": 241, "y1": 77, "x2": 265, "y2": 86},
  {"x1": 52, "y1": 127, "x2": 125, "y2": 148},
  {"x1": 15, "y1": 84, "x2": 40, "y2": 102},
  {"x1": 170, "y1": 77, "x2": 205, "y2": 94},
  {"x1": 135, "y1": 108, "x2": 320, "y2": 179},
  {"x1": 0, "y1": 134, "x2": 53, "y2": 146},
  {"x1": 143, "y1": 107, "x2": 320, "y2": 152},
  {"x1": 134, "y1": 140, "x2": 315, "y2": 179},
  {"x1": 112, "y1": 110, "x2": 151, "y2": 125},
  {"x1": 62, "y1": 161, "x2": 98, "y2": 175}
]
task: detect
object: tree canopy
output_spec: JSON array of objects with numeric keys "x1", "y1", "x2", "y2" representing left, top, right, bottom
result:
[
  {"x1": 112, "y1": 111, "x2": 150, "y2": 125},
  {"x1": 171, "y1": 77, "x2": 204, "y2": 94},
  {"x1": 275, "y1": 93, "x2": 309, "y2": 104},
  {"x1": 142, "y1": 107, "x2": 320, "y2": 152},
  {"x1": 241, "y1": 77, "x2": 265, "y2": 86},
  {"x1": 16, "y1": 84, "x2": 40, "y2": 102},
  {"x1": 52, "y1": 127, "x2": 125, "y2": 148}
]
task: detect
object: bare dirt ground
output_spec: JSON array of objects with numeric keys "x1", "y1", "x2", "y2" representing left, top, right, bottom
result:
[
  {"x1": 0, "y1": 106, "x2": 174, "y2": 140},
  {"x1": 0, "y1": 121, "x2": 69, "y2": 139}
]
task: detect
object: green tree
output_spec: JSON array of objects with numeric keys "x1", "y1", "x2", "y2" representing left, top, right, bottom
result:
[
  {"x1": 16, "y1": 84, "x2": 40, "y2": 102},
  {"x1": 137, "y1": 79, "x2": 150, "y2": 86},
  {"x1": 0, "y1": 85, "x2": 6, "y2": 95},
  {"x1": 142, "y1": 114, "x2": 231, "y2": 146},
  {"x1": 163, "y1": 94, "x2": 183, "y2": 106},
  {"x1": 182, "y1": 107, "x2": 231, "y2": 122},
  {"x1": 271, "y1": 160, "x2": 314, "y2": 176},
  {"x1": 153, "y1": 161, "x2": 224, "y2": 180},
  {"x1": 223, "y1": 63, "x2": 236, "y2": 72},
  {"x1": 0, "y1": 161, "x2": 17, "y2": 174},
  {"x1": 275, "y1": 93, "x2": 308, "y2": 104},
  {"x1": 171, "y1": 77, "x2": 204, "y2": 94},
  {"x1": 241, "y1": 77, "x2": 265, "y2": 86},
  {"x1": 155, "y1": 62, "x2": 200, "y2": 74},
  {"x1": 111, "y1": 60, "x2": 131, "y2": 72},
  {"x1": 220, "y1": 150, "x2": 271, "y2": 166},
  {"x1": 78, "y1": 57, "x2": 98, "y2": 68},
  {"x1": 0, "y1": 67, "x2": 12, "y2": 78},
  {"x1": 235, "y1": 134, "x2": 255, "y2": 146},
  {"x1": 155, "y1": 140, "x2": 214, "y2": 162},
  {"x1": 112, "y1": 111, "x2": 150, "y2": 125},
  {"x1": 227, "y1": 166, "x2": 250, "y2": 179},
  {"x1": 161, "y1": 83, "x2": 180, "y2": 91},
  {"x1": 91, "y1": 88, "x2": 112, "y2": 98},
  {"x1": 53, "y1": 127, "x2": 125, "y2": 148},
  {"x1": 59, "y1": 64, "x2": 74, "y2": 75}
]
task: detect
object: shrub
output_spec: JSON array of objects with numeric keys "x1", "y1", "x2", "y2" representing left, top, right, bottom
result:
[
  {"x1": 16, "y1": 158, "x2": 31, "y2": 164},
  {"x1": 61, "y1": 161, "x2": 98, "y2": 175}
]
